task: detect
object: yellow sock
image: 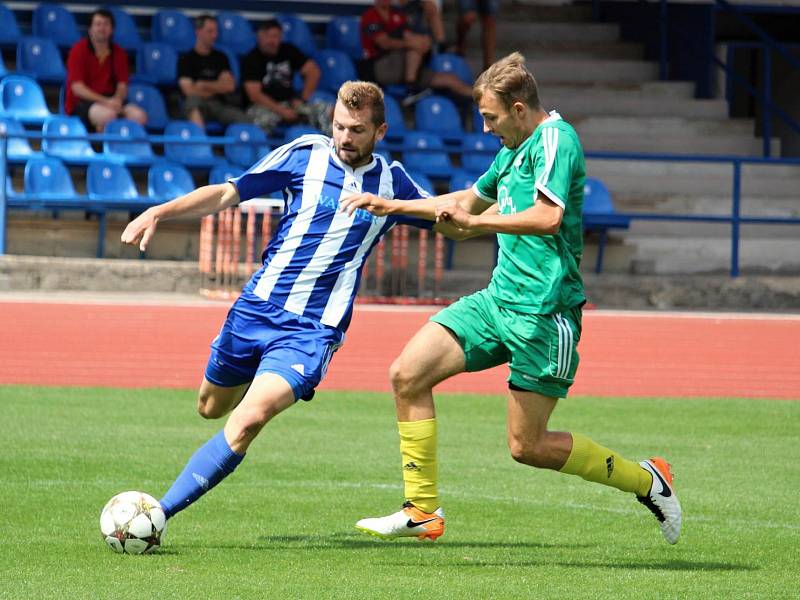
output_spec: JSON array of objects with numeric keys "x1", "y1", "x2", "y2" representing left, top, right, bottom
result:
[
  {"x1": 398, "y1": 418, "x2": 438, "y2": 513},
  {"x1": 559, "y1": 432, "x2": 652, "y2": 496}
]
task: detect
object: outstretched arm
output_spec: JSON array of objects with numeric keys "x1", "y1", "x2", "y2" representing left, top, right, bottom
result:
[
  {"x1": 339, "y1": 188, "x2": 491, "y2": 221},
  {"x1": 121, "y1": 182, "x2": 240, "y2": 251},
  {"x1": 436, "y1": 192, "x2": 563, "y2": 236}
]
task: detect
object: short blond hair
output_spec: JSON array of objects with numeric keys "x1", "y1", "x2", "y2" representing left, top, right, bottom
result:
[
  {"x1": 337, "y1": 81, "x2": 386, "y2": 126},
  {"x1": 473, "y1": 52, "x2": 541, "y2": 111}
]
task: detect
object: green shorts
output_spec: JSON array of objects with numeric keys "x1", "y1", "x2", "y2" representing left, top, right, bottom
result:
[{"x1": 431, "y1": 288, "x2": 582, "y2": 398}]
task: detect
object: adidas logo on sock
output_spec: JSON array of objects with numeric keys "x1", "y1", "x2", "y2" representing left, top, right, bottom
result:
[
  {"x1": 606, "y1": 456, "x2": 615, "y2": 478},
  {"x1": 403, "y1": 461, "x2": 421, "y2": 472},
  {"x1": 192, "y1": 472, "x2": 210, "y2": 490}
]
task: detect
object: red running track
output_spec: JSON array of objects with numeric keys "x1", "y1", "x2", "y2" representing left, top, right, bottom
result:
[{"x1": 1, "y1": 300, "x2": 798, "y2": 399}]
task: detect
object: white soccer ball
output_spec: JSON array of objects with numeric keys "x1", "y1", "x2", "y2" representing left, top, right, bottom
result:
[{"x1": 100, "y1": 491, "x2": 166, "y2": 554}]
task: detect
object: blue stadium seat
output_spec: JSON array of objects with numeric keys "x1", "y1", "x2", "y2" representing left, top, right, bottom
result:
[
  {"x1": 42, "y1": 115, "x2": 102, "y2": 164},
  {"x1": 24, "y1": 157, "x2": 82, "y2": 201},
  {"x1": 401, "y1": 132, "x2": 455, "y2": 180},
  {"x1": 582, "y1": 177, "x2": 631, "y2": 274},
  {"x1": 277, "y1": 14, "x2": 317, "y2": 57},
  {"x1": 151, "y1": 10, "x2": 195, "y2": 54},
  {"x1": 314, "y1": 50, "x2": 357, "y2": 95},
  {"x1": 429, "y1": 53, "x2": 473, "y2": 86},
  {"x1": 0, "y1": 75, "x2": 53, "y2": 126},
  {"x1": 164, "y1": 120, "x2": 223, "y2": 168},
  {"x1": 225, "y1": 123, "x2": 270, "y2": 169},
  {"x1": 16, "y1": 36, "x2": 67, "y2": 84},
  {"x1": 326, "y1": 17, "x2": 363, "y2": 61},
  {"x1": 406, "y1": 171, "x2": 435, "y2": 196},
  {"x1": 374, "y1": 140, "x2": 393, "y2": 163},
  {"x1": 6, "y1": 176, "x2": 19, "y2": 200},
  {"x1": 0, "y1": 5, "x2": 21, "y2": 48},
  {"x1": 106, "y1": 6, "x2": 143, "y2": 53},
  {"x1": 32, "y1": 4, "x2": 80, "y2": 50},
  {"x1": 209, "y1": 162, "x2": 244, "y2": 185},
  {"x1": 103, "y1": 119, "x2": 156, "y2": 166},
  {"x1": 460, "y1": 132, "x2": 500, "y2": 173},
  {"x1": 87, "y1": 161, "x2": 143, "y2": 204},
  {"x1": 127, "y1": 83, "x2": 169, "y2": 132},
  {"x1": 383, "y1": 93, "x2": 407, "y2": 143},
  {"x1": 217, "y1": 12, "x2": 255, "y2": 56},
  {"x1": 0, "y1": 117, "x2": 42, "y2": 163},
  {"x1": 283, "y1": 125, "x2": 321, "y2": 143},
  {"x1": 414, "y1": 95, "x2": 464, "y2": 146},
  {"x1": 148, "y1": 161, "x2": 196, "y2": 201},
  {"x1": 449, "y1": 168, "x2": 479, "y2": 193},
  {"x1": 216, "y1": 45, "x2": 241, "y2": 86},
  {"x1": 472, "y1": 104, "x2": 485, "y2": 133},
  {"x1": 134, "y1": 43, "x2": 178, "y2": 86}
]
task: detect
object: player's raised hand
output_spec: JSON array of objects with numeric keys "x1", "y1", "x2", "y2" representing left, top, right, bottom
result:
[
  {"x1": 339, "y1": 192, "x2": 392, "y2": 217},
  {"x1": 121, "y1": 207, "x2": 159, "y2": 252}
]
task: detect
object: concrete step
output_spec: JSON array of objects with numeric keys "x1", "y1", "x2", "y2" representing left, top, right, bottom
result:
[
  {"x1": 497, "y1": 41, "x2": 644, "y2": 60},
  {"x1": 448, "y1": 20, "x2": 621, "y2": 44},
  {"x1": 550, "y1": 95, "x2": 728, "y2": 120},
  {"x1": 614, "y1": 193, "x2": 800, "y2": 218},
  {"x1": 464, "y1": 57, "x2": 660, "y2": 84},
  {"x1": 574, "y1": 117, "x2": 754, "y2": 137},
  {"x1": 581, "y1": 133, "x2": 776, "y2": 156},
  {"x1": 586, "y1": 160, "x2": 800, "y2": 197},
  {"x1": 624, "y1": 234, "x2": 800, "y2": 275}
]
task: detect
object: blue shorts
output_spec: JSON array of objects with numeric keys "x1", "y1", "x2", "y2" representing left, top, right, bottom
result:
[
  {"x1": 204, "y1": 292, "x2": 344, "y2": 401},
  {"x1": 457, "y1": 0, "x2": 498, "y2": 15}
]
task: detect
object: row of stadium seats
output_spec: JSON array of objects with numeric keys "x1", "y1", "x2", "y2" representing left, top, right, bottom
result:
[{"x1": 0, "y1": 4, "x2": 366, "y2": 61}]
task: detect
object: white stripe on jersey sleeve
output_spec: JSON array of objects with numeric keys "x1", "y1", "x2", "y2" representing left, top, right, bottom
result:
[
  {"x1": 247, "y1": 134, "x2": 330, "y2": 177},
  {"x1": 283, "y1": 172, "x2": 365, "y2": 315},
  {"x1": 253, "y1": 142, "x2": 330, "y2": 302}
]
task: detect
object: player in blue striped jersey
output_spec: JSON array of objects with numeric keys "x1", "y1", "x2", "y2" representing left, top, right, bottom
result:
[{"x1": 120, "y1": 81, "x2": 468, "y2": 522}]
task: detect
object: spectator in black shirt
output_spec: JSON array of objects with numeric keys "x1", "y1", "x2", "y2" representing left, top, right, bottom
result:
[
  {"x1": 241, "y1": 20, "x2": 332, "y2": 135},
  {"x1": 178, "y1": 14, "x2": 247, "y2": 129}
]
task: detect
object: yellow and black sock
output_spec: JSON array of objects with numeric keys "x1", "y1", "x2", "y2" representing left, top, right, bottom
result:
[
  {"x1": 559, "y1": 432, "x2": 652, "y2": 496},
  {"x1": 398, "y1": 418, "x2": 439, "y2": 513}
]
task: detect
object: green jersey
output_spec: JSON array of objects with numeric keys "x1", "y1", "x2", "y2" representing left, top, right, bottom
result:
[{"x1": 474, "y1": 112, "x2": 586, "y2": 314}]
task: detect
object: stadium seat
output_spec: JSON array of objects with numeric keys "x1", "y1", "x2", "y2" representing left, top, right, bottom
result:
[
  {"x1": 23, "y1": 157, "x2": 82, "y2": 201},
  {"x1": 16, "y1": 36, "x2": 67, "y2": 84},
  {"x1": 314, "y1": 50, "x2": 357, "y2": 96},
  {"x1": 374, "y1": 140, "x2": 393, "y2": 163},
  {"x1": 414, "y1": 95, "x2": 464, "y2": 146},
  {"x1": 103, "y1": 119, "x2": 156, "y2": 166},
  {"x1": 0, "y1": 75, "x2": 53, "y2": 126},
  {"x1": 429, "y1": 53, "x2": 473, "y2": 86},
  {"x1": 406, "y1": 171, "x2": 435, "y2": 196},
  {"x1": 148, "y1": 161, "x2": 195, "y2": 201},
  {"x1": 0, "y1": 5, "x2": 21, "y2": 48},
  {"x1": 283, "y1": 125, "x2": 321, "y2": 143},
  {"x1": 582, "y1": 177, "x2": 631, "y2": 274},
  {"x1": 87, "y1": 161, "x2": 143, "y2": 204},
  {"x1": 472, "y1": 104, "x2": 485, "y2": 133},
  {"x1": 383, "y1": 93, "x2": 407, "y2": 143},
  {"x1": 127, "y1": 83, "x2": 169, "y2": 132},
  {"x1": 134, "y1": 43, "x2": 178, "y2": 87},
  {"x1": 449, "y1": 168, "x2": 479, "y2": 193},
  {"x1": 216, "y1": 45, "x2": 241, "y2": 85},
  {"x1": 217, "y1": 11, "x2": 255, "y2": 56},
  {"x1": 208, "y1": 162, "x2": 244, "y2": 184},
  {"x1": 164, "y1": 120, "x2": 223, "y2": 168},
  {"x1": 460, "y1": 132, "x2": 501, "y2": 173},
  {"x1": 225, "y1": 123, "x2": 270, "y2": 169},
  {"x1": 276, "y1": 14, "x2": 317, "y2": 57},
  {"x1": 41, "y1": 115, "x2": 102, "y2": 164},
  {"x1": 151, "y1": 10, "x2": 195, "y2": 54},
  {"x1": 106, "y1": 6, "x2": 143, "y2": 53},
  {"x1": 32, "y1": 4, "x2": 80, "y2": 50},
  {"x1": 326, "y1": 17, "x2": 363, "y2": 61},
  {"x1": 401, "y1": 132, "x2": 455, "y2": 180},
  {"x1": 0, "y1": 117, "x2": 42, "y2": 163}
]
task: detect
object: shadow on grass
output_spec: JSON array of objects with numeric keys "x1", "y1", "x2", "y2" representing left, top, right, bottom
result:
[{"x1": 436, "y1": 559, "x2": 755, "y2": 572}]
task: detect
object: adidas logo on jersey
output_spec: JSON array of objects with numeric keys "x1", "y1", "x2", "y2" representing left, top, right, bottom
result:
[{"x1": 291, "y1": 363, "x2": 306, "y2": 376}]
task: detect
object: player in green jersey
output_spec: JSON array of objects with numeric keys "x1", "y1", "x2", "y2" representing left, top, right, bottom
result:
[{"x1": 340, "y1": 52, "x2": 682, "y2": 544}]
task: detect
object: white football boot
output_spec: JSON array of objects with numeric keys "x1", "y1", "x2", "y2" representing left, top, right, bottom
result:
[
  {"x1": 637, "y1": 457, "x2": 682, "y2": 544},
  {"x1": 356, "y1": 502, "x2": 445, "y2": 541}
]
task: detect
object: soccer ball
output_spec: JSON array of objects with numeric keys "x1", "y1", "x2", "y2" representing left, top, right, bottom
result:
[{"x1": 100, "y1": 491, "x2": 166, "y2": 554}]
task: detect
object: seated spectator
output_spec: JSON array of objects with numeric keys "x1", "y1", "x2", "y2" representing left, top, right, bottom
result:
[
  {"x1": 401, "y1": 0, "x2": 446, "y2": 52},
  {"x1": 241, "y1": 19, "x2": 332, "y2": 136},
  {"x1": 360, "y1": 0, "x2": 473, "y2": 105},
  {"x1": 178, "y1": 14, "x2": 247, "y2": 129},
  {"x1": 456, "y1": 0, "x2": 497, "y2": 72},
  {"x1": 65, "y1": 9, "x2": 147, "y2": 132}
]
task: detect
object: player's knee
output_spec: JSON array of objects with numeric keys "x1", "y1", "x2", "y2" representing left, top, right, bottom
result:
[
  {"x1": 508, "y1": 437, "x2": 548, "y2": 468},
  {"x1": 389, "y1": 357, "x2": 420, "y2": 397},
  {"x1": 197, "y1": 394, "x2": 221, "y2": 419}
]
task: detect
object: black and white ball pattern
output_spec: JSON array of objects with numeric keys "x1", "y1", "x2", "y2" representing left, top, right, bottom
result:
[{"x1": 100, "y1": 491, "x2": 166, "y2": 554}]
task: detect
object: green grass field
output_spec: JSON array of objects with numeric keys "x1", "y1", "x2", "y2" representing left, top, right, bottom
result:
[{"x1": 2, "y1": 385, "x2": 798, "y2": 599}]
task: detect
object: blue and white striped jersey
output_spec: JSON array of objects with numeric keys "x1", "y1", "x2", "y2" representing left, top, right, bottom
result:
[{"x1": 232, "y1": 134, "x2": 433, "y2": 332}]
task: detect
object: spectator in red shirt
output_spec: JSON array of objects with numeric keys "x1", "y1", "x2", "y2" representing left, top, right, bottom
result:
[
  {"x1": 361, "y1": 0, "x2": 473, "y2": 105},
  {"x1": 65, "y1": 9, "x2": 147, "y2": 132}
]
